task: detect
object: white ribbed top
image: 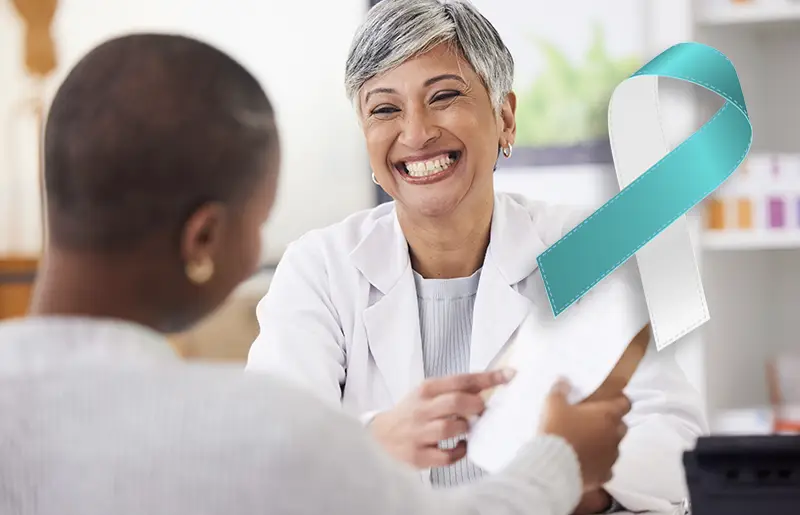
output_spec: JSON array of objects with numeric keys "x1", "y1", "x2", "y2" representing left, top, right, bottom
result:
[{"x1": 414, "y1": 268, "x2": 485, "y2": 488}]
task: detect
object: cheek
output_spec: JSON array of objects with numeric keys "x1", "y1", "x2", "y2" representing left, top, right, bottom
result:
[
  {"x1": 443, "y1": 109, "x2": 497, "y2": 167},
  {"x1": 470, "y1": 112, "x2": 502, "y2": 160},
  {"x1": 221, "y1": 218, "x2": 262, "y2": 283},
  {"x1": 241, "y1": 223, "x2": 263, "y2": 273},
  {"x1": 364, "y1": 126, "x2": 395, "y2": 170}
]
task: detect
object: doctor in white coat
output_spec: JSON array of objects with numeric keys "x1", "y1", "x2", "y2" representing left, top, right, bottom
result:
[
  {"x1": 0, "y1": 32, "x2": 636, "y2": 515},
  {"x1": 247, "y1": 1, "x2": 709, "y2": 514}
]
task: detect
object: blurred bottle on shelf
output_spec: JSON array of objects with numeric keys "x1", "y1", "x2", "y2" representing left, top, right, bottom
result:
[
  {"x1": 767, "y1": 353, "x2": 800, "y2": 434},
  {"x1": 704, "y1": 153, "x2": 800, "y2": 232}
]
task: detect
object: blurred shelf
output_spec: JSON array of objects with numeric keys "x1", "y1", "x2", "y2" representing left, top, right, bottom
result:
[
  {"x1": 702, "y1": 230, "x2": 800, "y2": 250},
  {"x1": 697, "y1": 2, "x2": 800, "y2": 26}
]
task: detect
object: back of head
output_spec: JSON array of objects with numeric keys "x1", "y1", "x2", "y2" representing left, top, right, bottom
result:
[
  {"x1": 40, "y1": 34, "x2": 279, "y2": 332},
  {"x1": 44, "y1": 33, "x2": 277, "y2": 252}
]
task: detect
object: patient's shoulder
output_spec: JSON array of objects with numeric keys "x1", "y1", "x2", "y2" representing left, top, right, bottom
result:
[
  {"x1": 0, "y1": 366, "x2": 368, "y2": 512},
  {"x1": 166, "y1": 364, "x2": 352, "y2": 426},
  {"x1": 169, "y1": 366, "x2": 373, "y2": 477}
]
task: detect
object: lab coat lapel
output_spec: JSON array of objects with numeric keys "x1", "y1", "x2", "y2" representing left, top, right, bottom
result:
[
  {"x1": 469, "y1": 194, "x2": 550, "y2": 372},
  {"x1": 469, "y1": 254, "x2": 531, "y2": 372},
  {"x1": 351, "y1": 210, "x2": 425, "y2": 404},
  {"x1": 362, "y1": 271, "x2": 424, "y2": 404}
]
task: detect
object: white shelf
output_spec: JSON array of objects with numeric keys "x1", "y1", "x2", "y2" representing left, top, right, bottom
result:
[
  {"x1": 697, "y1": 2, "x2": 800, "y2": 26},
  {"x1": 702, "y1": 229, "x2": 800, "y2": 250}
]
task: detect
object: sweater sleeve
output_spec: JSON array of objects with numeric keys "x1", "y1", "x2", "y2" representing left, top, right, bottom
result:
[{"x1": 273, "y1": 389, "x2": 583, "y2": 515}]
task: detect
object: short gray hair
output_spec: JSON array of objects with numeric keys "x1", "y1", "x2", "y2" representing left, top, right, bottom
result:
[{"x1": 344, "y1": 0, "x2": 514, "y2": 111}]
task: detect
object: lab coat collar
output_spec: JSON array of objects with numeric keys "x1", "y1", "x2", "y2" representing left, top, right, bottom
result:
[
  {"x1": 349, "y1": 193, "x2": 549, "y2": 291},
  {"x1": 349, "y1": 193, "x2": 550, "y2": 403},
  {"x1": 0, "y1": 316, "x2": 180, "y2": 375}
]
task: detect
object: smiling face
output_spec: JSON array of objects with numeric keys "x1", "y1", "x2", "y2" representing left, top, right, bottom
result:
[{"x1": 359, "y1": 43, "x2": 516, "y2": 221}]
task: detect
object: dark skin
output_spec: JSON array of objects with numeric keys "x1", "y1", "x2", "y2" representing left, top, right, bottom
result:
[{"x1": 31, "y1": 161, "x2": 279, "y2": 334}]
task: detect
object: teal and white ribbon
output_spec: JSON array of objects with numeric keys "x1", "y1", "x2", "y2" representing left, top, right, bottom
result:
[{"x1": 536, "y1": 42, "x2": 753, "y2": 349}]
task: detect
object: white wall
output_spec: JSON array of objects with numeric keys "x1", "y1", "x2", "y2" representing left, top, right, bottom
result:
[{"x1": 0, "y1": 0, "x2": 374, "y2": 263}]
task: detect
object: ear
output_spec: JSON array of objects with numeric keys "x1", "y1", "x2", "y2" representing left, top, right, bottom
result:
[
  {"x1": 180, "y1": 202, "x2": 227, "y2": 271},
  {"x1": 498, "y1": 91, "x2": 517, "y2": 147}
]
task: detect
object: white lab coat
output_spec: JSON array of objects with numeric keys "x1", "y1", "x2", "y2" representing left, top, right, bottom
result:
[
  {"x1": 0, "y1": 315, "x2": 587, "y2": 515},
  {"x1": 247, "y1": 191, "x2": 709, "y2": 513}
]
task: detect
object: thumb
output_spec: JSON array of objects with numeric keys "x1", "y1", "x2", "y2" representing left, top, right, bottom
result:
[
  {"x1": 539, "y1": 378, "x2": 572, "y2": 434},
  {"x1": 548, "y1": 378, "x2": 572, "y2": 403}
]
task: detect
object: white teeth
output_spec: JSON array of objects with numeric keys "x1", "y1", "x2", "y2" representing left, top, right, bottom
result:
[{"x1": 403, "y1": 154, "x2": 456, "y2": 178}]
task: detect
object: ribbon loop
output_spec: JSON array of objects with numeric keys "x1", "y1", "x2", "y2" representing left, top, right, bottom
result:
[{"x1": 536, "y1": 42, "x2": 753, "y2": 349}]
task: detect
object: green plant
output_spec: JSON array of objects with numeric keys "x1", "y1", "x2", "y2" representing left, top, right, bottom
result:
[{"x1": 514, "y1": 22, "x2": 640, "y2": 147}]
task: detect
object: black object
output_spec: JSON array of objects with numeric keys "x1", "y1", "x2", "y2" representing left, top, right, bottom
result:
[{"x1": 683, "y1": 435, "x2": 800, "y2": 515}]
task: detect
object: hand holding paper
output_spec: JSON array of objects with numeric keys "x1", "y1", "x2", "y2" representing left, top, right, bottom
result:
[
  {"x1": 467, "y1": 261, "x2": 651, "y2": 474},
  {"x1": 537, "y1": 379, "x2": 633, "y2": 492},
  {"x1": 369, "y1": 369, "x2": 515, "y2": 470}
]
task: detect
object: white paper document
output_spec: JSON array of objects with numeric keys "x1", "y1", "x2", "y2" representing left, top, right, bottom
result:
[{"x1": 467, "y1": 262, "x2": 650, "y2": 473}]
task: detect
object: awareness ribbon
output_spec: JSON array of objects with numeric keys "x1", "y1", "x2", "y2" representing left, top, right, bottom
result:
[{"x1": 536, "y1": 42, "x2": 752, "y2": 350}]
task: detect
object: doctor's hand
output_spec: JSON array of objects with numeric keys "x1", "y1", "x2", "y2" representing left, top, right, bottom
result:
[
  {"x1": 369, "y1": 369, "x2": 517, "y2": 469},
  {"x1": 539, "y1": 379, "x2": 631, "y2": 493}
]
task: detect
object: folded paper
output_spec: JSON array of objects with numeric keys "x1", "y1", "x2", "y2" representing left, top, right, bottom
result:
[{"x1": 468, "y1": 261, "x2": 650, "y2": 473}]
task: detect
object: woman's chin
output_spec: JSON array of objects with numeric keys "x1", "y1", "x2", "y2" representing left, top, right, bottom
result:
[{"x1": 402, "y1": 195, "x2": 464, "y2": 220}]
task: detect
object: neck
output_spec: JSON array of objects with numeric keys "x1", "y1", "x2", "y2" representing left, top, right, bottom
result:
[
  {"x1": 29, "y1": 248, "x2": 165, "y2": 333},
  {"x1": 399, "y1": 194, "x2": 494, "y2": 279}
]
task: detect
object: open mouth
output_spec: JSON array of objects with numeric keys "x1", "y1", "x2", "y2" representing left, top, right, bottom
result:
[{"x1": 395, "y1": 151, "x2": 461, "y2": 178}]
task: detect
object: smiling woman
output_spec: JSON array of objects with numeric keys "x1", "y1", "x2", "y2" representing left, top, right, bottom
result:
[
  {"x1": 247, "y1": 1, "x2": 708, "y2": 513},
  {"x1": 358, "y1": 42, "x2": 514, "y2": 235}
]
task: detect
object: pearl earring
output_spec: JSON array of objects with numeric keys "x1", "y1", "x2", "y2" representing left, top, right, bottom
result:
[{"x1": 186, "y1": 257, "x2": 214, "y2": 285}]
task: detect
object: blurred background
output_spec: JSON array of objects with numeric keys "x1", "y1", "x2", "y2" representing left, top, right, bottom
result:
[{"x1": 1, "y1": 0, "x2": 798, "y2": 435}]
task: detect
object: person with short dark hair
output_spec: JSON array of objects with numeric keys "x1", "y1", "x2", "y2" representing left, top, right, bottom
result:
[
  {"x1": 37, "y1": 32, "x2": 278, "y2": 332},
  {"x1": 0, "y1": 32, "x2": 630, "y2": 515}
]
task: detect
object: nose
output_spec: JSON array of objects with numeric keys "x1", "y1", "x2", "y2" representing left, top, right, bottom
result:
[{"x1": 397, "y1": 106, "x2": 439, "y2": 149}]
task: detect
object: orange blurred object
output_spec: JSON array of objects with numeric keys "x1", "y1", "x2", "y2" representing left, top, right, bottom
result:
[
  {"x1": 9, "y1": 0, "x2": 59, "y2": 78},
  {"x1": 736, "y1": 198, "x2": 753, "y2": 229},
  {"x1": 766, "y1": 356, "x2": 800, "y2": 434},
  {"x1": 707, "y1": 198, "x2": 726, "y2": 230}
]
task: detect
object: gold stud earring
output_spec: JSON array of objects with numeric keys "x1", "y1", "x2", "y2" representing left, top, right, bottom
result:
[
  {"x1": 186, "y1": 256, "x2": 214, "y2": 285},
  {"x1": 502, "y1": 144, "x2": 513, "y2": 158}
]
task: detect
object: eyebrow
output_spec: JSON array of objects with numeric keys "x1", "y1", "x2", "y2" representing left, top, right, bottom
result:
[
  {"x1": 424, "y1": 74, "x2": 466, "y2": 87},
  {"x1": 364, "y1": 74, "x2": 467, "y2": 103}
]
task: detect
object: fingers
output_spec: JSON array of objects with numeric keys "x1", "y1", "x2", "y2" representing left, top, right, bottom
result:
[
  {"x1": 418, "y1": 369, "x2": 516, "y2": 398},
  {"x1": 423, "y1": 391, "x2": 486, "y2": 420},
  {"x1": 592, "y1": 396, "x2": 630, "y2": 442},
  {"x1": 418, "y1": 416, "x2": 470, "y2": 444},
  {"x1": 587, "y1": 394, "x2": 631, "y2": 422},
  {"x1": 414, "y1": 440, "x2": 468, "y2": 468},
  {"x1": 551, "y1": 378, "x2": 572, "y2": 395},
  {"x1": 609, "y1": 394, "x2": 632, "y2": 418},
  {"x1": 546, "y1": 378, "x2": 572, "y2": 403}
]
